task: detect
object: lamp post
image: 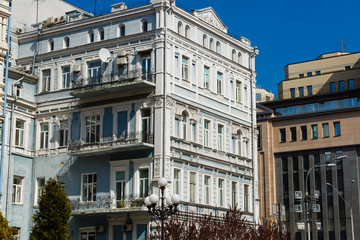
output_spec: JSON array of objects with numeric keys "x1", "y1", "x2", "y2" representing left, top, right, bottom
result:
[
  {"x1": 326, "y1": 182, "x2": 354, "y2": 240},
  {"x1": 304, "y1": 155, "x2": 348, "y2": 240},
  {"x1": 145, "y1": 177, "x2": 180, "y2": 240}
]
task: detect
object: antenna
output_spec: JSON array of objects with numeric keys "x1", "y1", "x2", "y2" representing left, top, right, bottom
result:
[
  {"x1": 99, "y1": 48, "x2": 111, "y2": 63},
  {"x1": 338, "y1": 38, "x2": 346, "y2": 53}
]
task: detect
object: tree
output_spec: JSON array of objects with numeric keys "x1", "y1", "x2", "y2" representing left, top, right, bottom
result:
[
  {"x1": 30, "y1": 178, "x2": 72, "y2": 240},
  {"x1": 0, "y1": 211, "x2": 18, "y2": 239},
  {"x1": 149, "y1": 206, "x2": 290, "y2": 240}
]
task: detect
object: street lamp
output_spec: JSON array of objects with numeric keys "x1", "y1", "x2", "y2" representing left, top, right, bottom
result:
[
  {"x1": 145, "y1": 177, "x2": 180, "y2": 240},
  {"x1": 326, "y1": 182, "x2": 354, "y2": 240},
  {"x1": 304, "y1": 155, "x2": 348, "y2": 240}
]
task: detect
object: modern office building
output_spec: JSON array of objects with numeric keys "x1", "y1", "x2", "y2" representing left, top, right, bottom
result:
[
  {"x1": 258, "y1": 51, "x2": 360, "y2": 240},
  {"x1": 2, "y1": 0, "x2": 259, "y2": 239}
]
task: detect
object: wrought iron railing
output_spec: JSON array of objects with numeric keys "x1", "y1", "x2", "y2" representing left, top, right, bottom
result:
[
  {"x1": 71, "y1": 69, "x2": 154, "y2": 89},
  {"x1": 69, "y1": 194, "x2": 147, "y2": 211},
  {"x1": 68, "y1": 132, "x2": 154, "y2": 152}
]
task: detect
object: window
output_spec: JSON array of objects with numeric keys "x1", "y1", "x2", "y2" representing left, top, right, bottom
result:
[
  {"x1": 85, "y1": 116, "x2": 100, "y2": 143},
  {"x1": 116, "y1": 171, "x2": 126, "y2": 201},
  {"x1": 15, "y1": 85, "x2": 22, "y2": 98},
  {"x1": 330, "y1": 82, "x2": 336, "y2": 92},
  {"x1": 299, "y1": 87, "x2": 304, "y2": 97},
  {"x1": 177, "y1": 21, "x2": 183, "y2": 35},
  {"x1": 204, "y1": 120, "x2": 210, "y2": 147},
  {"x1": 141, "y1": 54, "x2": 151, "y2": 80},
  {"x1": 191, "y1": 61, "x2": 196, "y2": 82},
  {"x1": 62, "y1": 66, "x2": 70, "y2": 89},
  {"x1": 82, "y1": 173, "x2": 97, "y2": 202},
  {"x1": 182, "y1": 112, "x2": 188, "y2": 140},
  {"x1": 88, "y1": 31, "x2": 94, "y2": 43},
  {"x1": 238, "y1": 53, "x2": 242, "y2": 64},
  {"x1": 334, "y1": 122, "x2": 341, "y2": 136},
  {"x1": 204, "y1": 175, "x2": 210, "y2": 204},
  {"x1": 88, "y1": 61, "x2": 101, "y2": 84},
  {"x1": 236, "y1": 81, "x2": 241, "y2": 103},
  {"x1": 217, "y1": 124, "x2": 223, "y2": 151},
  {"x1": 185, "y1": 25, "x2": 190, "y2": 38},
  {"x1": 301, "y1": 126, "x2": 307, "y2": 140},
  {"x1": 173, "y1": 169, "x2": 180, "y2": 195},
  {"x1": 209, "y1": 38, "x2": 214, "y2": 51},
  {"x1": 189, "y1": 172, "x2": 196, "y2": 202},
  {"x1": 232, "y1": 50, "x2": 236, "y2": 61},
  {"x1": 316, "y1": 70, "x2": 321, "y2": 75},
  {"x1": 204, "y1": 66, "x2": 209, "y2": 89},
  {"x1": 48, "y1": 39, "x2": 54, "y2": 51},
  {"x1": 14, "y1": 228, "x2": 20, "y2": 240},
  {"x1": 119, "y1": 24, "x2": 125, "y2": 37},
  {"x1": 311, "y1": 124, "x2": 318, "y2": 139},
  {"x1": 348, "y1": 79, "x2": 354, "y2": 90},
  {"x1": 42, "y1": 69, "x2": 51, "y2": 92},
  {"x1": 15, "y1": 120, "x2": 25, "y2": 147},
  {"x1": 216, "y1": 41, "x2": 221, "y2": 54},
  {"x1": 40, "y1": 123, "x2": 49, "y2": 149},
  {"x1": 256, "y1": 93, "x2": 261, "y2": 101},
  {"x1": 244, "y1": 184, "x2": 249, "y2": 212},
  {"x1": 290, "y1": 127, "x2": 296, "y2": 141},
  {"x1": 80, "y1": 230, "x2": 96, "y2": 240},
  {"x1": 307, "y1": 85, "x2": 313, "y2": 96},
  {"x1": 236, "y1": 130, "x2": 242, "y2": 155},
  {"x1": 174, "y1": 117, "x2": 180, "y2": 137},
  {"x1": 290, "y1": 88, "x2": 295, "y2": 98},
  {"x1": 12, "y1": 176, "x2": 23, "y2": 204},
  {"x1": 191, "y1": 123, "x2": 197, "y2": 143},
  {"x1": 299, "y1": 74, "x2": 304, "y2": 78},
  {"x1": 36, "y1": 177, "x2": 45, "y2": 205},
  {"x1": 182, "y1": 57, "x2": 189, "y2": 80},
  {"x1": 203, "y1": 35, "x2": 207, "y2": 48},
  {"x1": 98, "y1": 28, "x2": 105, "y2": 40},
  {"x1": 280, "y1": 128, "x2": 286, "y2": 143},
  {"x1": 59, "y1": 120, "x2": 68, "y2": 147},
  {"x1": 231, "y1": 181, "x2": 237, "y2": 207},
  {"x1": 63, "y1": 36, "x2": 70, "y2": 48},
  {"x1": 141, "y1": 109, "x2": 151, "y2": 142},
  {"x1": 217, "y1": 72, "x2": 222, "y2": 94},
  {"x1": 323, "y1": 123, "x2": 329, "y2": 138},
  {"x1": 139, "y1": 168, "x2": 149, "y2": 197},
  {"x1": 244, "y1": 86, "x2": 248, "y2": 104},
  {"x1": 339, "y1": 80, "x2": 345, "y2": 91},
  {"x1": 218, "y1": 178, "x2": 224, "y2": 207},
  {"x1": 307, "y1": 72, "x2": 312, "y2": 77},
  {"x1": 141, "y1": 19, "x2": 148, "y2": 32},
  {"x1": 345, "y1": 66, "x2": 350, "y2": 70},
  {"x1": 325, "y1": 151, "x2": 331, "y2": 161}
]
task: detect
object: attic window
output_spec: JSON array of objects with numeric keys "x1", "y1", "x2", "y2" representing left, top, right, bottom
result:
[
  {"x1": 63, "y1": 36, "x2": 70, "y2": 48},
  {"x1": 48, "y1": 39, "x2": 54, "y2": 51},
  {"x1": 141, "y1": 19, "x2": 148, "y2": 32}
]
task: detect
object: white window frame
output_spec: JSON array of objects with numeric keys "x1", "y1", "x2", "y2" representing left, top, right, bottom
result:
[
  {"x1": 218, "y1": 178, "x2": 225, "y2": 207},
  {"x1": 35, "y1": 177, "x2": 45, "y2": 206},
  {"x1": 191, "y1": 122, "x2": 197, "y2": 143},
  {"x1": 138, "y1": 167, "x2": 149, "y2": 198},
  {"x1": 79, "y1": 227, "x2": 96, "y2": 240},
  {"x1": 61, "y1": 66, "x2": 71, "y2": 89},
  {"x1": 203, "y1": 119, "x2": 211, "y2": 148},
  {"x1": 217, "y1": 72, "x2": 223, "y2": 95},
  {"x1": 173, "y1": 168, "x2": 181, "y2": 195},
  {"x1": 204, "y1": 66, "x2": 210, "y2": 89},
  {"x1": 231, "y1": 181, "x2": 238, "y2": 207},
  {"x1": 12, "y1": 176, "x2": 24, "y2": 204},
  {"x1": 15, "y1": 119, "x2": 25, "y2": 147},
  {"x1": 181, "y1": 111, "x2": 188, "y2": 140},
  {"x1": 203, "y1": 174, "x2": 211, "y2": 205},
  {"x1": 63, "y1": 36, "x2": 70, "y2": 48},
  {"x1": 182, "y1": 56, "x2": 189, "y2": 80},
  {"x1": 189, "y1": 171, "x2": 197, "y2": 203},
  {"x1": 84, "y1": 115, "x2": 101, "y2": 143},
  {"x1": 59, "y1": 119, "x2": 69, "y2": 147},
  {"x1": 110, "y1": 161, "x2": 129, "y2": 204},
  {"x1": 40, "y1": 122, "x2": 49, "y2": 149},
  {"x1": 81, "y1": 173, "x2": 97, "y2": 202},
  {"x1": 236, "y1": 80, "x2": 242, "y2": 103},
  {"x1": 217, "y1": 124, "x2": 224, "y2": 151},
  {"x1": 243, "y1": 184, "x2": 250, "y2": 212},
  {"x1": 41, "y1": 69, "x2": 51, "y2": 92}
]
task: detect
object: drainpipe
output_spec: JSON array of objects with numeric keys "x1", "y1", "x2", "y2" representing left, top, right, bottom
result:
[
  {"x1": 162, "y1": 0, "x2": 175, "y2": 177},
  {"x1": 249, "y1": 47, "x2": 258, "y2": 225},
  {"x1": 0, "y1": 2, "x2": 11, "y2": 211}
]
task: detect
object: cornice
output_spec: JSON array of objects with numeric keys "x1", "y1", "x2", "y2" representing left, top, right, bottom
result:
[{"x1": 8, "y1": 68, "x2": 38, "y2": 84}]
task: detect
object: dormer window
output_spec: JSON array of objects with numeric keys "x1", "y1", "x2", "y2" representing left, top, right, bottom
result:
[{"x1": 141, "y1": 19, "x2": 148, "y2": 32}]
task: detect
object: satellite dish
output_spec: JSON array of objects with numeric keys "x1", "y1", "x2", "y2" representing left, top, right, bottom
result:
[{"x1": 99, "y1": 48, "x2": 111, "y2": 63}]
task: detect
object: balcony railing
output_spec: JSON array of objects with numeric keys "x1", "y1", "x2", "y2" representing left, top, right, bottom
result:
[
  {"x1": 69, "y1": 194, "x2": 147, "y2": 212},
  {"x1": 68, "y1": 132, "x2": 154, "y2": 154},
  {"x1": 71, "y1": 69, "x2": 154, "y2": 89}
]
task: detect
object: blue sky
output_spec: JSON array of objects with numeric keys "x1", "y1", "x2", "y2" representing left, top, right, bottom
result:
[{"x1": 67, "y1": 0, "x2": 360, "y2": 96}]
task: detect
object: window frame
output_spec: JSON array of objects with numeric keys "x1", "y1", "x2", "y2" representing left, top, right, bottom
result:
[
  {"x1": 301, "y1": 125, "x2": 307, "y2": 140},
  {"x1": 203, "y1": 175, "x2": 211, "y2": 205},
  {"x1": 216, "y1": 71, "x2": 222, "y2": 95},
  {"x1": 189, "y1": 171, "x2": 197, "y2": 203},
  {"x1": 280, "y1": 128, "x2": 286, "y2": 143},
  {"x1": 81, "y1": 173, "x2": 97, "y2": 202},
  {"x1": 244, "y1": 184, "x2": 250, "y2": 212},
  {"x1": 98, "y1": 28, "x2": 105, "y2": 41},
  {"x1": 231, "y1": 181, "x2": 238, "y2": 207},
  {"x1": 203, "y1": 119, "x2": 211, "y2": 147},
  {"x1": 138, "y1": 168, "x2": 149, "y2": 198},
  {"x1": 88, "y1": 30, "x2": 95, "y2": 43},
  {"x1": 218, "y1": 178, "x2": 225, "y2": 207},
  {"x1": 63, "y1": 36, "x2": 70, "y2": 48},
  {"x1": 173, "y1": 168, "x2": 181, "y2": 195},
  {"x1": 311, "y1": 124, "x2": 318, "y2": 139},
  {"x1": 12, "y1": 176, "x2": 24, "y2": 204},
  {"x1": 203, "y1": 66, "x2": 210, "y2": 89},
  {"x1": 41, "y1": 69, "x2": 51, "y2": 92},
  {"x1": 61, "y1": 66, "x2": 71, "y2": 89},
  {"x1": 236, "y1": 80, "x2": 242, "y2": 103},
  {"x1": 85, "y1": 115, "x2": 101, "y2": 143},
  {"x1": 119, "y1": 24, "x2": 125, "y2": 37},
  {"x1": 48, "y1": 39, "x2": 54, "y2": 51},
  {"x1": 217, "y1": 124, "x2": 224, "y2": 151},
  {"x1": 290, "y1": 127, "x2": 297, "y2": 141},
  {"x1": 59, "y1": 119, "x2": 69, "y2": 147},
  {"x1": 334, "y1": 122, "x2": 341, "y2": 136},
  {"x1": 39, "y1": 122, "x2": 49, "y2": 149},
  {"x1": 15, "y1": 119, "x2": 25, "y2": 147},
  {"x1": 322, "y1": 123, "x2": 329, "y2": 138},
  {"x1": 35, "y1": 177, "x2": 45, "y2": 205},
  {"x1": 182, "y1": 56, "x2": 189, "y2": 81}
]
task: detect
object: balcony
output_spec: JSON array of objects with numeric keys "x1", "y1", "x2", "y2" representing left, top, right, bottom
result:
[
  {"x1": 69, "y1": 194, "x2": 148, "y2": 215},
  {"x1": 68, "y1": 132, "x2": 154, "y2": 156},
  {"x1": 70, "y1": 69, "x2": 155, "y2": 98}
]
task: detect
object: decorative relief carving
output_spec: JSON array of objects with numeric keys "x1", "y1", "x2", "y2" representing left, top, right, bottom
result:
[{"x1": 154, "y1": 157, "x2": 161, "y2": 177}]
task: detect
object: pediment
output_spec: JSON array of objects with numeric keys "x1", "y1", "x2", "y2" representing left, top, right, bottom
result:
[{"x1": 192, "y1": 7, "x2": 227, "y2": 33}]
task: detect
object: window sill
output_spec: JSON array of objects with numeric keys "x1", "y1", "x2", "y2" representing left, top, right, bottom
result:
[{"x1": 12, "y1": 202, "x2": 24, "y2": 205}]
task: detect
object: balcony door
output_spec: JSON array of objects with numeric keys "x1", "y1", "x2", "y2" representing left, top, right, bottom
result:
[{"x1": 88, "y1": 61, "x2": 101, "y2": 84}]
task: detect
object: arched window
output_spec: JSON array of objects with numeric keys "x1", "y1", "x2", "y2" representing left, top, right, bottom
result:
[
  {"x1": 142, "y1": 19, "x2": 148, "y2": 32},
  {"x1": 119, "y1": 24, "x2": 125, "y2": 37},
  {"x1": 99, "y1": 28, "x2": 105, "y2": 40},
  {"x1": 185, "y1": 25, "x2": 190, "y2": 38},
  {"x1": 63, "y1": 36, "x2": 70, "y2": 48},
  {"x1": 182, "y1": 111, "x2": 188, "y2": 140},
  {"x1": 238, "y1": 53, "x2": 242, "y2": 65},
  {"x1": 216, "y1": 41, "x2": 221, "y2": 54},
  {"x1": 209, "y1": 38, "x2": 214, "y2": 51},
  {"x1": 203, "y1": 35, "x2": 207, "y2": 48},
  {"x1": 48, "y1": 39, "x2": 54, "y2": 51},
  {"x1": 232, "y1": 50, "x2": 236, "y2": 61},
  {"x1": 236, "y1": 130, "x2": 242, "y2": 156},
  {"x1": 88, "y1": 31, "x2": 94, "y2": 43},
  {"x1": 178, "y1": 21, "x2": 183, "y2": 35}
]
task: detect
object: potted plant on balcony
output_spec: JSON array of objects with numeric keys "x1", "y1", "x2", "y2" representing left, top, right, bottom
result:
[
  {"x1": 131, "y1": 198, "x2": 145, "y2": 207},
  {"x1": 117, "y1": 199, "x2": 126, "y2": 208}
]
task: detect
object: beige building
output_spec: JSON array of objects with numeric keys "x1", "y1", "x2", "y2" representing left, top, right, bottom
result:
[
  {"x1": 258, "y1": 52, "x2": 360, "y2": 240},
  {"x1": 256, "y1": 87, "x2": 274, "y2": 102}
]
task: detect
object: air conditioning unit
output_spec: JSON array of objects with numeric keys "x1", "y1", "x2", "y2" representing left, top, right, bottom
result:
[
  {"x1": 73, "y1": 64, "x2": 81, "y2": 73},
  {"x1": 294, "y1": 204, "x2": 303, "y2": 213},
  {"x1": 122, "y1": 224, "x2": 133, "y2": 232},
  {"x1": 312, "y1": 204, "x2": 321, "y2": 213},
  {"x1": 16, "y1": 28, "x2": 23, "y2": 34}
]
